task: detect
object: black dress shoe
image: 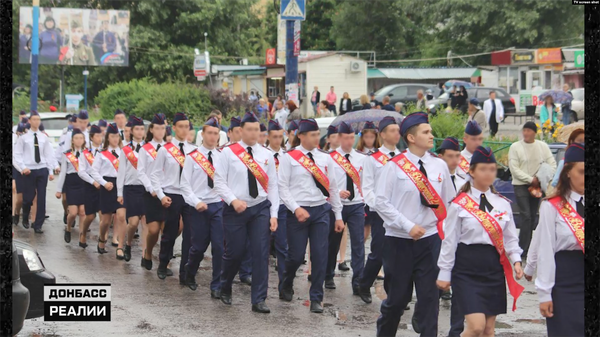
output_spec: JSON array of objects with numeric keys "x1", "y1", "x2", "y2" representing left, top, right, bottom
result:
[
  {"x1": 185, "y1": 277, "x2": 198, "y2": 291},
  {"x1": 33, "y1": 228, "x2": 44, "y2": 234},
  {"x1": 240, "y1": 277, "x2": 252, "y2": 285},
  {"x1": 64, "y1": 231, "x2": 71, "y2": 243},
  {"x1": 141, "y1": 257, "x2": 153, "y2": 270},
  {"x1": 412, "y1": 314, "x2": 420, "y2": 334},
  {"x1": 252, "y1": 301, "x2": 271, "y2": 313},
  {"x1": 221, "y1": 293, "x2": 232, "y2": 305},
  {"x1": 45, "y1": 215, "x2": 49, "y2": 219},
  {"x1": 441, "y1": 289, "x2": 452, "y2": 301},
  {"x1": 325, "y1": 279, "x2": 336, "y2": 289},
  {"x1": 124, "y1": 245, "x2": 132, "y2": 262},
  {"x1": 352, "y1": 286, "x2": 360, "y2": 296},
  {"x1": 359, "y1": 287, "x2": 372, "y2": 304},
  {"x1": 97, "y1": 240, "x2": 108, "y2": 254},
  {"x1": 79, "y1": 242, "x2": 88, "y2": 249},
  {"x1": 116, "y1": 248, "x2": 125, "y2": 260},
  {"x1": 307, "y1": 274, "x2": 312, "y2": 282},
  {"x1": 310, "y1": 301, "x2": 323, "y2": 313},
  {"x1": 211, "y1": 290, "x2": 222, "y2": 299},
  {"x1": 338, "y1": 262, "x2": 350, "y2": 271},
  {"x1": 166, "y1": 268, "x2": 174, "y2": 277},
  {"x1": 22, "y1": 217, "x2": 30, "y2": 229},
  {"x1": 279, "y1": 286, "x2": 293, "y2": 302},
  {"x1": 111, "y1": 241, "x2": 119, "y2": 247},
  {"x1": 157, "y1": 267, "x2": 168, "y2": 280},
  {"x1": 63, "y1": 212, "x2": 67, "y2": 224},
  {"x1": 12, "y1": 215, "x2": 19, "y2": 225}
]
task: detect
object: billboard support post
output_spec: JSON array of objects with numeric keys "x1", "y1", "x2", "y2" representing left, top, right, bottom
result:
[
  {"x1": 83, "y1": 69, "x2": 89, "y2": 110},
  {"x1": 30, "y1": 0, "x2": 40, "y2": 112}
]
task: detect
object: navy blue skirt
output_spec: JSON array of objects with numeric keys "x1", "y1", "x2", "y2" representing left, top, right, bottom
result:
[
  {"x1": 84, "y1": 182, "x2": 100, "y2": 216},
  {"x1": 99, "y1": 177, "x2": 124, "y2": 214},
  {"x1": 13, "y1": 167, "x2": 24, "y2": 193},
  {"x1": 452, "y1": 243, "x2": 506, "y2": 316},
  {"x1": 144, "y1": 192, "x2": 165, "y2": 223},
  {"x1": 124, "y1": 185, "x2": 146, "y2": 219},
  {"x1": 547, "y1": 250, "x2": 584, "y2": 337},
  {"x1": 65, "y1": 173, "x2": 85, "y2": 206}
]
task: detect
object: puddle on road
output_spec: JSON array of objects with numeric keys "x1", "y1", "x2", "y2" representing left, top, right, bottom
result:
[{"x1": 515, "y1": 318, "x2": 546, "y2": 325}]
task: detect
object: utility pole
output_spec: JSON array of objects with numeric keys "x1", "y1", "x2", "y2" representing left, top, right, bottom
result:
[
  {"x1": 285, "y1": 20, "x2": 298, "y2": 105},
  {"x1": 30, "y1": 0, "x2": 40, "y2": 111}
]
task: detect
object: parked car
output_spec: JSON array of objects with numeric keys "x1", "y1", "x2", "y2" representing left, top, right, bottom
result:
[
  {"x1": 10, "y1": 240, "x2": 30, "y2": 337},
  {"x1": 353, "y1": 83, "x2": 438, "y2": 111},
  {"x1": 570, "y1": 88, "x2": 584, "y2": 122},
  {"x1": 466, "y1": 87, "x2": 516, "y2": 114},
  {"x1": 39, "y1": 112, "x2": 70, "y2": 147},
  {"x1": 14, "y1": 239, "x2": 56, "y2": 319}
]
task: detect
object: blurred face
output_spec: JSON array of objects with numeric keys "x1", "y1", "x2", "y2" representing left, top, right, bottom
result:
[
  {"x1": 339, "y1": 133, "x2": 355, "y2": 151},
  {"x1": 327, "y1": 134, "x2": 340, "y2": 149},
  {"x1": 563, "y1": 84, "x2": 569, "y2": 92},
  {"x1": 277, "y1": 101, "x2": 283, "y2": 110},
  {"x1": 268, "y1": 130, "x2": 284, "y2": 150},
  {"x1": 102, "y1": 21, "x2": 109, "y2": 30},
  {"x1": 187, "y1": 130, "x2": 195, "y2": 143},
  {"x1": 174, "y1": 121, "x2": 189, "y2": 140},
  {"x1": 408, "y1": 124, "x2": 434, "y2": 149},
  {"x1": 71, "y1": 27, "x2": 83, "y2": 45},
  {"x1": 29, "y1": 115, "x2": 41, "y2": 129},
  {"x1": 381, "y1": 124, "x2": 400, "y2": 146},
  {"x1": 343, "y1": 93, "x2": 349, "y2": 99},
  {"x1": 417, "y1": 92, "x2": 423, "y2": 100},
  {"x1": 25, "y1": 27, "x2": 32, "y2": 35},
  {"x1": 463, "y1": 133, "x2": 484, "y2": 153},
  {"x1": 314, "y1": 86, "x2": 318, "y2": 91},
  {"x1": 439, "y1": 149, "x2": 461, "y2": 172},
  {"x1": 395, "y1": 105, "x2": 402, "y2": 112},
  {"x1": 574, "y1": 133, "x2": 585, "y2": 144},
  {"x1": 91, "y1": 133, "x2": 102, "y2": 146},
  {"x1": 230, "y1": 127, "x2": 242, "y2": 142},
  {"x1": 490, "y1": 92, "x2": 496, "y2": 100},
  {"x1": 241, "y1": 122, "x2": 260, "y2": 145},
  {"x1": 568, "y1": 162, "x2": 585, "y2": 194},
  {"x1": 166, "y1": 134, "x2": 172, "y2": 142},
  {"x1": 45, "y1": 20, "x2": 55, "y2": 29},
  {"x1": 72, "y1": 134, "x2": 85, "y2": 149},
  {"x1": 78, "y1": 119, "x2": 89, "y2": 131},
  {"x1": 124, "y1": 126, "x2": 131, "y2": 141},
  {"x1": 299, "y1": 131, "x2": 320, "y2": 150},
  {"x1": 132, "y1": 125, "x2": 145, "y2": 141},
  {"x1": 320, "y1": 102, "x2": 327, "y2": 110},
  {"x1": 287, "y1": 130, "x2": 296, "y2": 142},
  {"x1": 258, "y1": 131, "x2": 268, "y2": 145},
  {"x1": 114, "y1": 114, "x2": 127, "y2": 128},
  {"x1": 362, "y1": 131, "x2": 376, "y2": 148},
  {"x1": 151, "y1": 124, "x2": 166, "y2": 141},
  {"x1": 522, "y1": 128, "x2": 536, "y2": 143},
  {"x1": 470, "y1": 163, "x2": 497, "y2": 189},
  {"x1": 215, "y1": 115, "x2": 222, "y2": 123},
  {"x1": 330, "y1": 87, "x2": 334, "y2": 93},
  {"x1": 202, "y1": 126, "x2": 220, "y2": 148},
  {"x1": 108, "y1": 133, "x2": 120, "y2": 148},
  {"x1": 100, "y1": 126, "x2": 107, "y2": 134}
]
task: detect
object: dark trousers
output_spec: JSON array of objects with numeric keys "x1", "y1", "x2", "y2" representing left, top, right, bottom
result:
[
  {"x1": 326, "y1": 203, "x2": 365, "y2": 288},
  {"x1": 272, "y1": 204, "x2": 288, "y2": 290},
  {"x1": 185, "y1": 201, "x2": 224, "y2": 291},
  {"x1": 22, "y1": 169, "x2": 49, "y2": 229},
  {"x1": 283, "y1": 203, "x2": 331, "y2": 302},
  {"x1": 360, "y1": 210, "x2": 385, "y2": 289},
  {"x1": 329, "y1": 104, "x2": 337, "y2": 115},
  {"x1": 377, "y1": 235, "x2": 441, "y2": 337},
  {"x1": 159, "y1": 193, "x2": 193, "y2": 280},
  {"x1": 489, "y1": 111, "x2": 499, "y2": 137},
  {"x1": 514, "y1": 185, "x2": 541, "y2": 256},
  {"x1": 220, "y1": 199, "x2": 271, "y2": 304},
  {"x1": 239, "y1": 239, "x2": 252, "y2": 280}
]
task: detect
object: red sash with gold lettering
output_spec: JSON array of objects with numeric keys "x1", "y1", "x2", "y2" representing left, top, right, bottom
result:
[
  {"x1": 371, "y1": 150, "x2": 389, "y2": 166},
  {"x1": 230, "y1": 143, "x2": 269, "y2": 193},
  {"x1": 548, "y1": 196, "x2": 585, "y2": 253},
  {"x1": 65, "y1": 151, "x2": 80, "y2": 172},
  {"x1": 122, "y1": 145, "x2": 138, "y2": 169},
  {"x1": 458, "y1": 155, "x2": 470, "y2": 174},
  {"x1": 453, "y1": 193, "x2": 524, "y2": 311},
  {"x1": 101, "y1": 150, "x2": 119, "y2": 171},
  {"x1": 163, "y1": 143, "x2": 185, "y2": 168},
  {"x1": 189, "y1": 150, "x2": 215, "y2": 180},
  {"x1": 391, "y1": 154, "x2": 447, "y2": 239},
  {"x1": 287, "y1": 149, "x2": 330, "y2": 191},
  {"x1": 142, "y1": 143, "x2": 158, "y2": 160},
  {"x1": 82, "y1": 149, "x2": 94, "y2": 166},
  {"x1": 330, "y1": 151, "x2": 362, "y2": 196}
]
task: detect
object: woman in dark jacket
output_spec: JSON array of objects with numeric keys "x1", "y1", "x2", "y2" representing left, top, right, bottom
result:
[
  {"x1": 455, "y1": 86, "x2": 469, "y2": 114},
  {"x1": 39, "y1": 16, "x2": 62, "y2": 64},
  {"x1": 339, "y1": 92, "x2": 353, "y2": 115}
]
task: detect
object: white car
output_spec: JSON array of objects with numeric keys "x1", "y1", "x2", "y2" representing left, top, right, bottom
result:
[
  {"x1": 570, "y1": 88, "x2": 584, "y2": 122},
  {"x1": 39, "y1": 112, "x2": 70, "y2": 148}
]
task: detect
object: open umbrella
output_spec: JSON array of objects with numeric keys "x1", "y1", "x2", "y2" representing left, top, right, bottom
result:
[
  {"x1": 444, "y1": 80, "x2": 473, "y2": 90},
  {"x1": 331, "y1": 109, "x2": 404, "y2": 132},
  {"x1": 538, "y1": 90, "x2": 573, "y2": 104}
]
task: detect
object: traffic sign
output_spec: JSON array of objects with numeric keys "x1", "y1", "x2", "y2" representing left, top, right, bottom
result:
[
  {"x1": 194, "y1": 69, "x2": 206, "y2": 77},
  {"x1": 280, "y1": 0, "x2": 305, "y2": 21},
  {"x1": 194, "y1": 54, "x2": 208, "y2": 77},
  {"x1": 574, "y1": 50, "x2": 584, "y2": 68}
]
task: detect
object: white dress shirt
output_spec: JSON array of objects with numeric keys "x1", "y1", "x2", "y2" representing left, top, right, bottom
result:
[
  {"x1": 116, "y1": 140, "x2": 144, "y2": 197},
  {"x1": 137, "y1": 140, "x2": 164, "y2": 194},
  {"x1": 12, "y1": 133, "x2": 23, "y2": 172},
  {"x1": 56, "y1": 130, "x2": 90, "y2": 163},
  {"x1": 274, "y1": 109, "x2": 289, "y2": 129},
  {"x1": 483, "y1": 98, "x2": 505, "y2": 124},
  {"x1": 437, "y1": 187, "x2": 522, "y2": 282},
  {"x1": 213, "y1": 141, "x2": 279, "y2": 218},
  {"x1": 180, "y1": 145, "x2": 224, "y2": 207},
  {"x1": 331, "y1": 148, "x2": 365, "y2": 206},
  {"x1": 450, "y1": 171, "x2": 468, "y2": 193},
  {"x1": 151, "y1": 138, "x2": 197, "y2": 200},
  {"x1": 77, "y1": 145, "x2": 101, "y2": 186},
  {"x1": 56, "y1": 149, "x2": 83, "y2": 193},
  {"x1": 13, "y1": 130, "x2": 58, "y2": 173},
  {"x1": 268, "y1": 145, "x2": 286, "y2": 206},
  {"x1": 362, "y1": 145, "x2": 399, "y2": 212},
  {"x1": 277, "y1": 145, "x2": 343, "y2": 220},
  {"x1": 535, "y1": 191, "x2": 584, "y2": 303},
  {"x1": 375, "y1": 148, "x2": 455, "y2": 239},
  {"x1": 90, "y1": 146, "x2": 121, "y2": 186}
]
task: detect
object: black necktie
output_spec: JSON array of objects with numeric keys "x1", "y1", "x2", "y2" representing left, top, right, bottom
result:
[
  {"x1": 418, "y1": 160, "x2": 438, "y2": 208},
  {"x1": 120, "y1": 130, "x2": 124, "y2": 140},
  {"x1": 389, "y1": 151, "x2": 395, "y2": 158},
  {"x1": 33, "y1": 133, "x2": 41, "y2": 163},
  {"x1": 307, "y1": 152, "x2": 330, "y2": 197},
  {"x1": 451, "y1": 175, "x2": 457, "y2": 192},
  {"x1": 135, "y1": 143, "x2": 141, "y2": 152},
  {"x1": 156, "y1": 144, "x2": 161, "y2": 152},
  {"x1": 207, "y1": 151, "x2": 214, "y2": 188},
  {"x1": 576, "y1": 197, "x2": 585, "y2": 218},
  {"x1": 345, "y1": 153, "x2": 355, "y2": 201},
  {"x1": 247, "y1": 147, "x2": 259, "y2": 198},
  {"x1": 75, "y1": 151, "x2": 80, "y2": 159},
  {"x1": 274, "y1": 153, "x2": 279, "y2": 160},
  {"x1": 94, "y1": 148, "x2": 98, "y2": 156},
  {"x1": 179, "y1": 143, "x2": 185, "y2": 175},
  {"x1": 479, "y1": 193, "x2": 494, "y2": 212},
  {"x1": 112, "y1": 150, "x2": 119, "y2": 158}
]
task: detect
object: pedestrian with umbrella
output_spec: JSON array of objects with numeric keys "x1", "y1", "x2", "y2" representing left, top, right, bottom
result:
[{"x1": 539, "y1": 88, "x2": 574, "y2": 126}]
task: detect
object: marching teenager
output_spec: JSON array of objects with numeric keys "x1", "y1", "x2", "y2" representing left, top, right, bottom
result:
[
  {"x1": 150, "y1": 113, "x2": 195, "y2": 282},
  {"x1": 535, "y1": 143, "x2": 584, "y2": 337},
  {"x1": 187, "y1": 121, "x2": 196, "y2": 145},
  {"x1": 265, "y1": 119, "x2": 288, "y2": 292},
  {"x1": 325, "y1": 122, "x2": 366, "y2": 293},
  {"x1": 322, "y1": 125, "x2": 339, "y2": 152},
  {"x1": 13, "y1": 110, "x2": 59, "y2": 233},
  {"x1": 166, "y1": 125, "x2": 173, "y2": 143},
  {"x1": 259, "y1": 123, "x2": 268, "y2": 146},
  {"x1": 180, "y1": 117, "x2": 225, "y2": 299},
  {"x1": 137, "y1": 114, "x2": 167, "y2": 270},
  {"x1": 55, "y1": 128, "x2": 87, "y2": 243},
  {"x1": 437, "y1": 146, "x2": 524, "y2": 337},
  {"x1": 12, "y1": 123, "x2": 28, "y2": 226},
  {"x1": 459, "y1": 121, "x2": 485, "y2": 173},
  {"x1": 285, "y1": 120, "x2": 299, "y2": 150},
  {"x1": 212, "y1": 112, "x2": 279, "y2": 313},
  {"x1": 114, "y1": 109, "x2": 127, "y2": 140},
  {"x1": 438, "y1": 137, "x2": 468, "y2": 193},
  {"x1": 77, "y1": 125, "x2": 103, "y2": 248},
  {"x1": 358, "y1": 116, "x2": 400, "y2": 304},
  {"x1": 124, "y1": 120, "x2": 132, "y2": 144},
  {"x1": 117, "y1": 116, "x2": 146, "y2": 262},
  {"x1": 278, "y1": 118, "x2": 344, "y2": 314},
  {"x1": 375, "y1": 113, "x2": 455, "y2": 337},
  {"x1": 90, "y1": 123, "x2": 126, "y2": 258},
  {"x1": 225, "y1": 116, "x2": 242, "y2": 145}
]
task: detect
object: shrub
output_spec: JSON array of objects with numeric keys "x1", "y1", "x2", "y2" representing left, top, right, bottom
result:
[
  {"x1": 208, "y1": 88, "x2": 257, "y2": 119},
  {"x1": 96, "y1": 78, "x2": 155, "y2": 119},
  {"x1": 429, "y1": 111, "x2": 467, "y2": 139},
  {"x1": 134, "y1": 82, "x2": 212, "y2": 124},
  {"x1": 13, "y1": 93, "x2": 50, "y2": 119}
]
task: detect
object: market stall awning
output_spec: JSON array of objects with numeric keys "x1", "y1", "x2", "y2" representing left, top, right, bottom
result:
[
  {"x1": 367, "y1": 68, "x2": 386, "y2": 79},
  {"x1": 229, "y1": 69, "x2": 266, "y2": 76},
  {"x1": 374, "y1": 67, "x2": 478, "y2": 80}
]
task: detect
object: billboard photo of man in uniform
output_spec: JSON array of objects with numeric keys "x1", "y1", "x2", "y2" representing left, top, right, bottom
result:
[{"x1": 92, "y1": 19, "x2": 117, "y2": 64}]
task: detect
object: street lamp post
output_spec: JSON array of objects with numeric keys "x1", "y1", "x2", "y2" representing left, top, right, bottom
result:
[
  {"x1": 83, "y1": 69, "x2": 89, "y2": 110},
  {"x1": 204, "y1": 32, "x2": 208, "y2": 52}
]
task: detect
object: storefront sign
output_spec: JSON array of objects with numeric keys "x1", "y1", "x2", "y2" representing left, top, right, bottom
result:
[
  {"x1": 266, "y1": 48, "x2": 276, "y2": 65},
  {"x1": 293, "y1": 21, "x2": 301, "y2": 56},
  {"x1": 511, "y1": 51, "x2": 535, "y2": 64},
  {"x1": 518, "y1": 89, "x2": 545, "y2": 113},
  {"x1": 536, "y1": 48, "x2": 562, "y2": 64},
  {"x1": 574, "y1": 50, "x2": 584, "y2": 68}
]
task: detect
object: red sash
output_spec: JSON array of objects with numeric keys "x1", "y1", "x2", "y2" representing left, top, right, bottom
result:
[
  {"x1": 65, "y1": 151, "x2": 80, "y2": 172},
  {"x1": 330, "y1": 151, "x2": 362, "y2": 196},
  {"x1": 458, "y1": 155, "x2": 470, "y2": 174},
  {"x1": 189, "y1": 150, "x2": 215, "y2": 180},
  {"x1": 163, "y1": 143, "x2": 185, "y2": 167},
  {"x1": 287, "y1": 149, "x2": 330, "y2": 191},
  {"x1": 453, "y1": 193, "x2": 524, "y2": 311},
  {"x1": 548, "y1": 196, "x2": 585, "y2": 253},
  {"x1": 391, "y1": 154, "x2": 447, "y2": 239},
  {"x1": 229, "y1": 143, "x2": 269, "y2": 193},
  {"x1": 101, "y1": 150, "x2": 119, "y2": 171},
  {"x1": 142, "y1": 143, "x2": 158, "y2": 160},
  {"x1": 122, "y1": 145, "x2": 138, "y2": 169},
  {"x1": 82, "y1": 149, "x2": 94, "y2": 166},
  {"x1": 371, "y1": 150, "x2": 389, "y2": 166}
]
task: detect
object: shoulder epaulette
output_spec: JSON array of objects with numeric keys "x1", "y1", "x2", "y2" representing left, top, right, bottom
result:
[
  {"x1": 64, "y1": 149, "x2": 72, "y2": 154},
  {"x1": 449, "y1": 192, "x2": 467, "y2": 204},
  {"x1": 368, "y1": 149, "x2": 380, "y2": 156},
  {"x1": 188, "y1": 149, "x2": 198, "y2": 155},
  {"x1": 284, "y1": 147, "x2": 296, "y2": 153},
  {"x1": 317, "y1": 148, "x2": 329, "y2": 154},
  {"x1": 428, "y1": 150, "x2": 439, "y2": 158},
  {"x1": 496, "y1": 193, "x2": 513, "y2": 204},
  {"x1": 354, "y1": 150, "x2": 367, "y2": 155}
]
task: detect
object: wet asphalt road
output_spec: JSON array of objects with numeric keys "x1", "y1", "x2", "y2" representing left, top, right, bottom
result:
[{"x1": 14, "y1": 181, "x2": 547, "y2": 337}]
